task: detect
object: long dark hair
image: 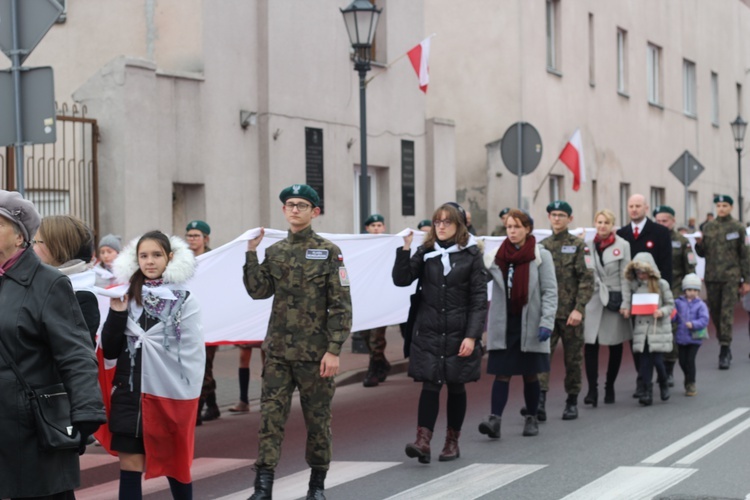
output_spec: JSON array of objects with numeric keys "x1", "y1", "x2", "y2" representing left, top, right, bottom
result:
[
  {"x1": 128, "y1": 230, "x2": 172, "y2": 306},
  {"x1": 423, "y1": 204, "x2": 470, "y2": 248}
]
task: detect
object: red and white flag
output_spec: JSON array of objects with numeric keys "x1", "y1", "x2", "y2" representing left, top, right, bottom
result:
[
  {"x1": 631, "y1": 293, "x2": 660, "y2": 315},
  {"x1": 407, "y1": 37, "x2": 431, "y2": 93},
  {"x1": 558, "y1": 129, "x2": 586, "y2": 191}
]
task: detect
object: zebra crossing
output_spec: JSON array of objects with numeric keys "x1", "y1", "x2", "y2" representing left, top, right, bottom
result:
[{"x1": 76, "y1": 407, "x2": 750, "y2": 499}]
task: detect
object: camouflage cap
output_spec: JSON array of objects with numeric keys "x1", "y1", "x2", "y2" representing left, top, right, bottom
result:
[
  {"x1": 186, "y1": 220, "x2": 211, "y2": 235},
  {"x1": 417, "y1": 219, "x2": 432, "y2": 229},
  {"x1": 547, "y1": 200, "x2": 572, "y2": 216},
  {"x1": 364, "y1": 214, "x2": 385, "y2": 226},
  {"x1": 713, "y1": 194, "x2": 734, "y2": 205},
  {"x1": 652, "y1": 205, "x2": 675, "y2": 217},
  {"x1": 279, "y1": 184, "x2": 320, "y2": 207}
]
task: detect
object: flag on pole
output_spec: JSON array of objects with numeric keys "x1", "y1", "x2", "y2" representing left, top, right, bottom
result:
[
  {"x1": 407, "y1": 37, "x2": 431, "y2": 93},
  {"x1": 558, "y1": 129, "x2": 586, "y2": 191},
  {"x1": 631, "y1": 293, "x2": 660, "y2": 315}
]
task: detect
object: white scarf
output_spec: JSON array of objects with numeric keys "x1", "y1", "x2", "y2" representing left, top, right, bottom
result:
[{"x1": 423, "y1": 234, "x2": 477, "y2": 275}]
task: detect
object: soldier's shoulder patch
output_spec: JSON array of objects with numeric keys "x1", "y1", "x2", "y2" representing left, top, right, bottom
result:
[
  {"x1": 671, "y1": 241, "x2": 682, "y2": 248},
  {"x1": 726, "y1": 232, "x2": 740, "y2": 241},
  {"x1": 561, "y1": 245, "x2": 577, "y2": 254},
  {"x1": 338, "y1": 267, "x2": 350, "y2": 286},
  {"x1": 584, "y1": 255, "x2": 594, "y2": 268},
  {"x1": 687, "y1": 251, "x2": 697, "y2": 265}
]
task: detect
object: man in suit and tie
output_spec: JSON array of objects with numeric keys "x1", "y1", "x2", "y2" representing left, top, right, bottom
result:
[{"x1": 617, "y1": 193, "x2": 673, "y2": 398}]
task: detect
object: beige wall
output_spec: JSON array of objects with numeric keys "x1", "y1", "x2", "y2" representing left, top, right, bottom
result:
[{"x1": 426, "y1": 0, "x2": 750, "y2": 233}]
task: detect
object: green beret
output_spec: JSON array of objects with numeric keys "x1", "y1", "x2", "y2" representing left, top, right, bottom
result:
[
  {"x1": 499, "y1": 207, "x2": 510, "y2": 218},
  {"x1": 279, "y1": 184, "x2": 320, "y2": 207},
  {"x1": 652, "y1": 205, "x2": 675, "y2": 217},
  {"x1": 546, "y1": 200, "x2": 572, "y2": 216},
  {"x1": 714, "y1": 194, "x2": 734, "y2": 205},
  {"x1": 364, "y1": 214, "x2": 385, "y2": 226},
  {"x1": 186, "y1": 220, "x2": 210, "y2": 235},
  {"x1": 417, "y1": 219, "x2": 432, "y2": 229}
]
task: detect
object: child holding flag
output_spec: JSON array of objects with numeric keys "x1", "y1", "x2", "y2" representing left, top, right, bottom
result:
[{"x1": 621, "y1": 252, "x2": 675, "y2": 406}]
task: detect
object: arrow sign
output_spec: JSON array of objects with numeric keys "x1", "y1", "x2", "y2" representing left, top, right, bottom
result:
[{"x1": 0, "y1": 0, "x2": 63, "y2": 64}]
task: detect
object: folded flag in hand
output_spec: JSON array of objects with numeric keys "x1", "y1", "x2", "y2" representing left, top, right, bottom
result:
[{"x1": 632, "y1": 293, "x2": 660, "y2": 315}]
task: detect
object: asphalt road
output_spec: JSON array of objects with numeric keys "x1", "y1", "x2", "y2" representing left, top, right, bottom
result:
[{"x1": 78, "y1": 311, "x2": 750, "y2": 500}]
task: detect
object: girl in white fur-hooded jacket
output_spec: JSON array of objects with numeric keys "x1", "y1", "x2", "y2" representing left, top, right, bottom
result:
[
  {"x1": 621, "y1": 252, "x2": 674, "y2": 407},
  {"x1": 100, "y1": 230, "x2": 205, "y2": 500}
]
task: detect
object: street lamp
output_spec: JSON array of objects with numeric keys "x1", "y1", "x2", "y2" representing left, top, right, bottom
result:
[
  {"x1": 731, "y1": 115, "x2": 747, "y2": 222},
  {"x1": 341, "y1": 0, "x2": 381, "y2": 231}
]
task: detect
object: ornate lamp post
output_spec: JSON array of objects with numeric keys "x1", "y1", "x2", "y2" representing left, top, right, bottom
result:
[
  {"x1": 341, "y1": 0, "x2": 382, "y2": 231},
  {"x1": 731, "y1": 115, "x2": 747, "y2": 222}
]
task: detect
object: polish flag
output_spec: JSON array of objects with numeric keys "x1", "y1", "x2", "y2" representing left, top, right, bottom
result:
[
  {"x1": 407, "y1": 37, "x2": 431, "y2": 93},
  {"x1": 631, "y1": 293, "x2": 660, "y2": 315},
  {"x1": 558, "y1": 129, "x2": 586, "y2": 191}
]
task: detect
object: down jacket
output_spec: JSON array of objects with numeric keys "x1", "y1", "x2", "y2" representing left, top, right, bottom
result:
[
  {"x1": 673, "y1": 296, "x2": 709, "y2": 346},
  {"x1": 622, "y1": 252, "x2": 674, "y2": 353},
  {"x1": 0, "y1": 248, "x2": 106, "y2": 498},
  {"x1": 392, "y1": 242, "x2": 488, "y2": 384}
]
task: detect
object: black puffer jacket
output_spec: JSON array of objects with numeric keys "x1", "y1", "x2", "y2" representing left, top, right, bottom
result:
[{"x1": 392, "y1": 243, "x2": 488, "y2": 384}]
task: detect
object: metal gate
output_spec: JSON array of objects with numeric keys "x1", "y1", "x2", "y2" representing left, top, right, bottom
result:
[{"x1": 2, "y1": 103, "x2": 99, "y2": 237}]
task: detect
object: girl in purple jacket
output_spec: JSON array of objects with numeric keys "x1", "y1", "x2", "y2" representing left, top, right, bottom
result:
[{"x1": 672, "y1": 273, "x2": 710, "y2": 396}]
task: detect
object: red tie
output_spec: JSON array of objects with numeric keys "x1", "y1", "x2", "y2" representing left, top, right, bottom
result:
[{"x1": 634, "y1": 226, "x2": 640, "y2": 239}]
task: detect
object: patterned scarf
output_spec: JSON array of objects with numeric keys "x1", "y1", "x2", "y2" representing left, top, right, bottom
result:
[{"x1": 495, "y1": 236, "x2": 536, "y2": 315}]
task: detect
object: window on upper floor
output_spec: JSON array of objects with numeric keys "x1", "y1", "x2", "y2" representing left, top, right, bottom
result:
[
  {"x1": 550, "y1": 175, "x2": 564, "y2": 203},
  {"x1": 617, "y1": 28, "x2": 628, "y2": 95},
  {"x1": 711, "y1": 72, "x2": 719, "y2": 126},
  {"x1": 546, "y1": 0, "x2": 561, "y2": 74},
  {"x1": 620, "y1": 183, "x2": 630, "y2": 226},
  {"x1": 647, "y1": 43, "x2": 662, "y2": 106},
  {"x1": 683, "y1": 59, "x2": 697, "y2": 117},
  {"x1": 650, "y1": 187, "x2": 665, "y2": 210}
]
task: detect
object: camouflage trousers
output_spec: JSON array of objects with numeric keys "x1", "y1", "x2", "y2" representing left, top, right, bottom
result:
[
  {"x1": 539, "y1": 318, "x2": 584, "y2": 395},
  {"x1": 256, "y1": 356, "x2": 335, "y2": 471},
  {"x1": 706, "y1": 281, "x2": 739, "y2": 346},
  {"x1": 361, "y1": 326, "x2": 388, "y2": 362},
  {"x1": 200, "y1": 345, "x2": 218, "y2": 404}
]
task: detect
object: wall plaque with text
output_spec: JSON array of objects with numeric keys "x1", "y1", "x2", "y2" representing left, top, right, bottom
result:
[
  {"x1": 305, "y1": 127, "x2": 325, "y2": 213},
  {"x1": 401, "y1": 140, "x2": 415, "y2": 216}
]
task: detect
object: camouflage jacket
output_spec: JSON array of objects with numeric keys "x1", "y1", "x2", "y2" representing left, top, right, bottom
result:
[
  {"x1": 694, "y1": 215, "x2": 750, "y2": 283},
  {"x1": 243, "y1": 225, "x2": 352, "y2": 361},
  {"x1": 670, "y1": 229, "x2": 696, "y2": 297},
  {"x1": 540, "y1": 230, "x2": 595, "y2": 319}
]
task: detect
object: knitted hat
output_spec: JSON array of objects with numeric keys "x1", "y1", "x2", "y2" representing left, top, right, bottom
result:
[
  {"x1": 364, "y1": 214, "x2": 385, "y2": 226},
  {"x1": 682, "y1": 273, "x2": 702, "y2": 291},
  {"x1": 0, "y1": 190, "x2": 40, "y2": 243},
  {"x1": 714, "y1": 194, "x2": 734, "y2": 205},
  {"x1": 547, "y1": 200, "x2": 572, "y2": 216},
  {"x1": 653, "y1": 205, "x2": 675, "y2": 217},
  {"x1": 279, "y1": 184, "x2": 320, "y2": 207},
  {"x1": 98, "y1": 233, "x2": 122, "y2": 253}
]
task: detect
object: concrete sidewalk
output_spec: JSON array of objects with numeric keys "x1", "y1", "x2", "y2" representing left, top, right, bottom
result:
[{"x1": 209, "y1": 326, "x2": 408, "y2": 415}]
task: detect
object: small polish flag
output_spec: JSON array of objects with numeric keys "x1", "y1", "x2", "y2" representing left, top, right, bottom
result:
[
  {"x1": 407, "y1": 37, "x2": 431, "y2": 93},
  {"x1": 631, "y1": 293, "x2": 660, "y2": 315},
  {"x1": 558, "y1": 129, "x2": 586, "y2": 191}
]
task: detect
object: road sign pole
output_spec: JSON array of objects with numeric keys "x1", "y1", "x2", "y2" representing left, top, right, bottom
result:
[
  {"x1": 10, "y1": 0, "x2": 24, "y2": 195},
  {"x1": 516, "y1": 122, "x2": 523, "y2": 208},
  {"x1": 683, "y1": 152, "x2": 689, "y2": 226}
]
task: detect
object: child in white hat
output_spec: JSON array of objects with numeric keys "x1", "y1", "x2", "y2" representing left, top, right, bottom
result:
[{"x1": 672, "y1": 273, "x2": 709, "y2": 396}]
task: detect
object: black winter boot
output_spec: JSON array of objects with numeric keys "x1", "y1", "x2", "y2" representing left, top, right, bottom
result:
[
  {"x1": 362, "y1": 360, "x2": 380, "y2": 387},
  {"x1": 377, "y1": 359, "x2": 392, "y2": 383},
  {"x1": 306, "y1": 468, "x2": 327, "y2": 500},
  {"x1": 583, "y1": 386, "x2": 598, "y2": 407},
  {"x1": 665, "y1": 361, "x2": 675, "y2": 387},
  {"x1": 659, "y1": 381, "x2": 671, "y2": 401},
  {"x1": 202, "y1": 393, "x2": 221, "y2": 421},
  {"x1": 719, "y1": 345, "x2": 732, "y2": 370},
  {"x1": 537, "y1": 391, "x2": 547, "y2": 422},
  {"x1": 478, "y1": 415, "x2": 501, "y2": 439},
  {"x1": 604, "y1": 383, "x2": 615, "y2": 404},
  {"x1": 562, "y1": 395, "x2": 578, "y2": 420},
  {"x1": 638, "y1": 383, "x2": 653, "y2": 406},
  {"x1": 248, "y1": 467, "x2": 274, "y2": 500},
  {"x1": 522, "y1": 415, "x2": 539, "y2": 436},
  {"x1": 632, "y1": 378, "x2": 645, "y2": 399}
]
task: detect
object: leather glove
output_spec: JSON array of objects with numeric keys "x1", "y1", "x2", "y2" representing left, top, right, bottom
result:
[
  {"x1": 537, "y1": 327, "x2": 552, "y2": 342},
  {"x1": 75, "y1": 421, "x2": 103, "y2": 456}
]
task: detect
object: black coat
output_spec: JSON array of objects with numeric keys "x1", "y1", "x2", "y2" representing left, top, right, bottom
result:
[
  {"x1": 617, "y1": 219, "x2": 673, "y2": 286},
  {"x1": 0, "y1": 249, "x2": 106, "y2": 498},
  {"x1": 392, "y1": 244, "x2": 488, "y2": 384}
]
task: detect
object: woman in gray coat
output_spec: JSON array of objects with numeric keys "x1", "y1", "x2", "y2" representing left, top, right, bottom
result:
[
  {"x1": 583, "y1": 209, "x2": 632, "y2": 406},
  {"x1": 478, "y1": 210, "x2": 558, "y2": 439}
]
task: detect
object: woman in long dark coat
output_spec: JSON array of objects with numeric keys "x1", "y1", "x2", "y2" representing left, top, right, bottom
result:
[{"x1": 393, "y1": 203, "x2": 487, "y2": 464}]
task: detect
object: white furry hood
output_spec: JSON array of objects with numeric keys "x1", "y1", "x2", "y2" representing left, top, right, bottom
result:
[{"x1": 113, "y1": 234, "x2": 196, "y2": 285}]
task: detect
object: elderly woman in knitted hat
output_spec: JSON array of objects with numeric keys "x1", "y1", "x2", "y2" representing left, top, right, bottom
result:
[
  {"x1": 0, "y1": 190, "x2": 105, "y2": 499},
  {"x1": 95, "y1": 233, "x2": 122, "y2": 287}
]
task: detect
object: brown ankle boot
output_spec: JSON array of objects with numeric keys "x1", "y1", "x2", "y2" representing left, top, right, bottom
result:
[
  {"x1": 405, "y1": 426, "x2": 433, "y2": 464},
  {"x1": 438, "y1": 428, "x2": 461, "y2": 462}
]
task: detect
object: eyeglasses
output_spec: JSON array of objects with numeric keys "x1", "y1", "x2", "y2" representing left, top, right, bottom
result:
[
  {"x1": 185, "y1": 234, "x2": 204, "y2": 239},
  {"x1": 285, "y1": 202, "x2": 312, "y2": 212},
  {"x1": 433, "y1": 219, "x2": 454, "y2": 227},
  {"x1": 32, "y1": 239, "x2": 43, "y2": 245}
]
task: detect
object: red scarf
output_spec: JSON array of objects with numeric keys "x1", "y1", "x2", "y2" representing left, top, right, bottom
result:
[
  {"x1": 0, "y1": 248, "x2": 24, "y2": 277},
  {"x1": 495, "y1": 236, "x2": 536, "y2": 315},
  {"x1": 594, "y1": 232, "x2": 616, "y2": 253}
]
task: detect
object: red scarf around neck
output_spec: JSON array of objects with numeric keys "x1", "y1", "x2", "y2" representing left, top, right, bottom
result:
[
  {"x1": 495, "y1": 235, "x2": 536, "y2": 315},
  {"x1": 594, "y1": 232, "x2": 616, "y2": 253}
]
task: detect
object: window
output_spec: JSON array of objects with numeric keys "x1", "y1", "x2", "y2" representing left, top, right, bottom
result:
[
  {"x1": 711, "y1": 72, "x2": 719, "y2": 125},
  {"x1": 617, "y1": 28, "x2": 628, "y2": 94},
  {"x1": 369, "y1": 0, "x2": 387, "y2": 64},
  {"x1": 592, "y1": 179, "x2": 598, "y2": 215},
  {"x1": 688, "y1": 190, "x2": 699, "y2": 223},
  {"x1": 683, "y1": 59, "x2": 696, "y2": 116},
  {"x1": 550, "y1": 175, "x2": 564, "y2": 202},
  {"x1": 546, "y1": 0, "x2": 561, "y2": 73},
  {"x1": 650, "y1": 187, "x2": 665, "y2": 210},
  {"x1": 588, "y1": 13, "x2": 595, "y2": 86},
  {"x1": 647, "y1": 43, "x2": 661, "y2": 105},
  {"x1": 26, "y1": 189, "x2": 70, "y2": 217},
  {"x1": 737, "y1": 83, "x2": 743, "y2": 116},
  {"x1": 620, "y1": 183, "x2": 631, "y2": 225}
]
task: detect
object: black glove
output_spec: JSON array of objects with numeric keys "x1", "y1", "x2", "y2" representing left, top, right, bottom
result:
[{"x1": 75, "y1": 421, "x2": 103, "y2": 456}]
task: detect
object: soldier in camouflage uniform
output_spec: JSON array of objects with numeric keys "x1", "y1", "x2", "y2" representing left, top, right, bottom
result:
[
  {"x1": 537, "y1": 201, "x2": 594, "y2": 421},
  {"x1": 653, "y1": 206, "x2": 696, "y2": 386},
  {"x1": 243, "y1": 184, "x2": 352, "y2": 500},
  {"x1": 694, "y1": 195, "x2": 750, "y2": 370},
  {"x1": 491, "y1": 207, "x2": 510, "y2": 237}
]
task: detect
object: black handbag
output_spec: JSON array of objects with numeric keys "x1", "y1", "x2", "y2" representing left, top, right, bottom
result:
[
  {"x1": 605, "y1": 291, "x2": 623, "y2": 312},
  {"x1": 0, "y1": 338, "x2": 79, "y2": 450}
]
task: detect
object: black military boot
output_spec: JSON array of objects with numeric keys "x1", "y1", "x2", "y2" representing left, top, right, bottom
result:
[
  {"x1": 665, "y1": 362, "x2": 675, "y2": 387},
  {"x1": 638, "y1": 383, "x2": 653, "y2": 406},
  {"x1": 478, "y1": 415, "x2": 501, "y2": 439},
  {"x1": 632, "y1": 378, "x2": 645, "y2": 399},
  {"x1": 306, "y1": 468, "x2": 327, "y2": 500},
  {"x1": 362, "y1": 360, "x2": 380, "y2": 387},
  {"x1": 377, "y1": 358, "x2": 392, "y2": 383},
  {"x1": 719, "y1": 345, "x2": 732, "y2": 370},
  {"x1": 562, "y1": 395, "x2": 578, "y2": 420},
  {"x1": 202, "y1": 394, "x2": 221, "y2": 422},
  {"x1": 248, "y1": 467, "x2": 274, "y2": 500},
  {"x1": 537, "y1": 391, "x2": 547, "y2": 422}
]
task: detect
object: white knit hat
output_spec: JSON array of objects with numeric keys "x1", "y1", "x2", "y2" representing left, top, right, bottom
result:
[{"x1": 682, "y1": 273, "x2": 702, "y2": 291}]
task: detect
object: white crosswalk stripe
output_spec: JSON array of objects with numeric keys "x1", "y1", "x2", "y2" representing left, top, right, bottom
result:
[
  {"x1": 214, "y1": 461, "x2": 401, "y2": 500},
  {"x1": 558, "y1": 466, "x2": 697, "y2": 500},
  {"x1": 382, "y1": 463, "x2": 546, "y2": 500}
]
